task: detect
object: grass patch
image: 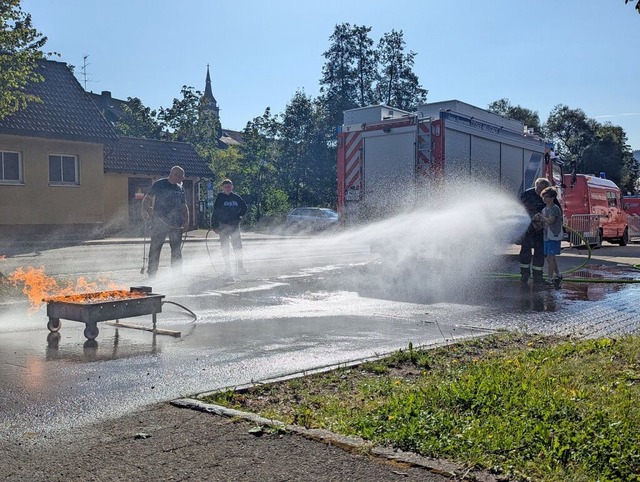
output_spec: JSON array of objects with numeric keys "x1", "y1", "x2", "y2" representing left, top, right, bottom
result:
[{"x1": 202, "y1": 333, "x2": 640, "y2": 481}]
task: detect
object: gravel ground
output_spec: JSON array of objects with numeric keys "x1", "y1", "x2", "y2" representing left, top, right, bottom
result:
[{"x1": 1, "y1": 403, "x2": 479, "y2": 482}]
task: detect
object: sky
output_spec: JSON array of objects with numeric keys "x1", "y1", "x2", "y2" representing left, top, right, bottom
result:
[{"x1": 20, "y1": 0, "x2": 640, "y2": 151}]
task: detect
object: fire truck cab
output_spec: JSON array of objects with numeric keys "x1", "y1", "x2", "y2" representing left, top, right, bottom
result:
[{"x1": 562, "y1": 173, "x2": 629, "y2": 246}]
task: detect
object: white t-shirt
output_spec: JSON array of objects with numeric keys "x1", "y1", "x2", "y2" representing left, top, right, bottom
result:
[{"x1": 543, "y1": 204, "x2": 563, "y2": 241}]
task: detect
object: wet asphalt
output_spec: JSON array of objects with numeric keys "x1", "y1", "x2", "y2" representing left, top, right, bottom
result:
[{"x1": 1, "y1": 233, "x2": 639, "y2": 441}]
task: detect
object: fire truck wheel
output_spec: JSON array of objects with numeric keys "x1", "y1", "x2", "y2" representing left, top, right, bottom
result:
[
  {"x1": 47, "y1": 318, "x2": 61, "y2": 332},
  {"x1": 84, "y1": 324, "x2": 99, "y2": 340},
  {"x1": 619, "y1": 227, "x2": 629, "y2": 246}
]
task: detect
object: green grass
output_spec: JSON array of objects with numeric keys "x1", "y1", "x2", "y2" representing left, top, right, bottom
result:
[{"x1": 202, "y1": 333, "x2": 640, "y2": 481}]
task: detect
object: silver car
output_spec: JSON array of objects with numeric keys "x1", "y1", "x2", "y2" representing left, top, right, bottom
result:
[{"x1": 286, "y1": 207, "x2": 339, "y2": 231}]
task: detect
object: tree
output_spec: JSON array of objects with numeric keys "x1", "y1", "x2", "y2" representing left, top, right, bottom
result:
[
  {"x1": 488, "y1": 98, "x2": 541, "y2": 133},
  {"x1": 319, "y1": 23, "x2": 365, "y2": 128},
  {"x1": 0, "y1": 0, "x2": 48, "y2": 119},
  {"x1": 376, "y1": 29, "x2": 427, "y2": 111},
  {"x1": 239, "y1": 108, "x2": 284, "y2": 219},
  {"x1": 545, "y1": 105, "x2": 593, "y2": 165},
  {"x1": 545, "y1": 105, "x2": 638, "y2": 190},
  {"x1": 278, "y1": 91, "x2": 335, "y2": 207},
  {"x1": 158, "y1": 85, "x2": 220, "y2": 149},
  {"x1": 625, "y1": 0, "x2": 640, "y2": 14},
  {"x1": 582, "y1": 124, "x2": 638, "y2": 193},
  {"x1": 113, "y1": 97, "x2": 163, "y2": 139}
]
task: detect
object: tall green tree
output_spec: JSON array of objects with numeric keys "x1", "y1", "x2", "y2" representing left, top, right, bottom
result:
[
  {"x1": 581, "y1": 124, "x2": 638, "y2": 193},
  {"x1": 376, "y1": 29, "x2": 427, "y2": 111},
  {"x1": 545, "y1": 105, "x2": 593, "y2": 166},
  {"x1": 239, "y1": 108, "x2": 286, "y2": 218},
  {"x1": 278, "y1": 91, "x2": 335, "y2": 207},
  {"x1": 545, "y1": 105, "x2": 638, "y2": 190},
  {"x1": 488, "y1": 98, "x2": 541, "y2": 133},
  {"x1": 0, "y1": 0, "x2": 48, "y2": 119},
  {"x1": 319, "y1": 23, "x2": 364, "y2": 128},
  {"x1": 113, "y1": 97, "x2": 163, "y2": 139},
  {"x1": 352, "y1": 25, "x2": 378, "y2": 108}
]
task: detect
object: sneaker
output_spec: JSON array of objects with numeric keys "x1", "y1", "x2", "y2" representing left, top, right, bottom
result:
[{"x1": 553, "y1": 276, "x2": 563, "y2": 289}]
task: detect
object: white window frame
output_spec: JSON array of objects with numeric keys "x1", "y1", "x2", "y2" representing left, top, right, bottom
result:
[
  {"x1": 0, "y1": 150, "x2": 23, "y2": 184},
  {"x1": 49, "y1": 153, "x2": 79, "y2": 186}
]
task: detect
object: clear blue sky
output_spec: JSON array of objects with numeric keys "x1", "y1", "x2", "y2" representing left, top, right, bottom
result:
[{"x1": 21, "y1": 0, "x2": 640, "y2": 150}]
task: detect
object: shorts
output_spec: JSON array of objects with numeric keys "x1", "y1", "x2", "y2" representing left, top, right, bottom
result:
[{"x1": 544, "y1": 240, "x2": 561, "y2": 256}]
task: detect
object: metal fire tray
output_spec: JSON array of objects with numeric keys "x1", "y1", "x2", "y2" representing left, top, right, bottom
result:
[{"x1": 44, "y1": 286, "x2": 166, "y2": 340}]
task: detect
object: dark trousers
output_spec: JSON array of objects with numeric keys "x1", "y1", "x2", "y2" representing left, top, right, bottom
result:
[
  {"x1": 147, "y1": 224, "x2": 182, "y2": 276},
  {"x1": 518, "y1": 225, "x2": 544, "y2": 281},
  {"x1": 219, "y1": 224, "x2": 243, "y2": 270}
]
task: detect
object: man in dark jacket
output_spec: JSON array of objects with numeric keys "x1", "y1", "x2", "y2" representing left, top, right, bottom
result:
[
  {"x1": 211, "y1": 179, "x2": 248, "y2": 278},
  {"x1": 519, "y1": 177, "x2": 551, "y2": 286},
  {"x1": 142, "y1": 166, "x2": 189, "y2": 277}
]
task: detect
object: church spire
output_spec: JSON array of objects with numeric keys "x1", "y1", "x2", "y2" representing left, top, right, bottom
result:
[{"x1": 202, "y1": 64, "x2": 219, "y2": 118}]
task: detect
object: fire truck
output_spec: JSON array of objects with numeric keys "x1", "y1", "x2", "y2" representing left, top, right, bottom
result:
[
  {"x1": 337, "y1": 100, "x2": 562, "y2": 224},
  {"x1": 623, "y1": 194, "x2": 640, "y2": 241},
  {"x1": 561, "y1": 173, "x2": 629, "y2": 246}
]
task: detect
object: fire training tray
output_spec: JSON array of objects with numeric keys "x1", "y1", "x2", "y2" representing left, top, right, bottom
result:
[{"x1": 45, "y1": 289, "x2": 165, "y2": 341}]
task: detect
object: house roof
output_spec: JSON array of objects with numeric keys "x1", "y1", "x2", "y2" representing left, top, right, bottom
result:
[
  {"x1": 219, "y1": 128, "x2": 244, "y2": 147},
  {"x1": 87, "y1": 91, "x2": 127, "y2": 125},
  {"x1": 0, "y1": 59, "x2": 118, "y2": 142},
  {"x1": 104, "y1": 137, "x2": 213, "y2": 178}
]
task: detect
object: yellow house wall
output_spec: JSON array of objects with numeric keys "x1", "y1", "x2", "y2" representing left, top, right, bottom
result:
[
  {"x1": 103, "y1": 172, "x2": 130, "y2": 231},
  {"x1": 0, "y1": 135, "x2": 105, "y2": 225}
]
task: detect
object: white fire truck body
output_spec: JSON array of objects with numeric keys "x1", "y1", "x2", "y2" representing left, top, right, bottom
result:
[{"x1": 337, "y1": 100, "x2": 561, "y2": 224}]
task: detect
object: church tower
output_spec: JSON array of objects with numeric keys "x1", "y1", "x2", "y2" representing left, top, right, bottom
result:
[{"x1": 202, "y1": 64, "x2": 220, "y2": 120}]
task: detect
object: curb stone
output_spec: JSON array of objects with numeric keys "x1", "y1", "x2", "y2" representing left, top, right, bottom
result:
[{"x1": 171, "y1": 398, "x2": 501, "y2": 482}]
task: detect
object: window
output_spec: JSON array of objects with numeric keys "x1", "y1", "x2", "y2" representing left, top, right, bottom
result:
[
  {"x1": 49, "y1": 154, "x2": 79, "y2": 185},
  {"x1": 607, "y1": 191, "x2": 617, "y2": 208},
  {"x1": 0, "y1": 150, "x2": 22, "y2": 183}
]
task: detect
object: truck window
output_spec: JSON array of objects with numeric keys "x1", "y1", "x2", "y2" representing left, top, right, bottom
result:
[{"x1": 607, "y1": 191, "x2": 617, "y2": 208}]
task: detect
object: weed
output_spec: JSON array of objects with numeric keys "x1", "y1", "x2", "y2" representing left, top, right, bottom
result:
[{"x1": 202, "y1": 333, "x2": 640, "y2": 481}]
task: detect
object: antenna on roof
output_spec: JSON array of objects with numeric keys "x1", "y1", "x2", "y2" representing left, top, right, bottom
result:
[{"x1": 80, "y1": 54, "x2": 98, "y2": 91}]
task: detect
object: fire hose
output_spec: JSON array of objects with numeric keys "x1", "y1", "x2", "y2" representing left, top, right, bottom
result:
[
  {"x1": 162, "y1": 300, "x2": 197, "y2": 321},
  {"x1": 490, "y1": 225, "x2": 640, "y2": 284}
]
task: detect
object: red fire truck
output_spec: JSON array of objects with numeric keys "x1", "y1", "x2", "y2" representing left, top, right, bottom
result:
[
  {"x1": 623, "y1": 194, "x2": 640, "y2": 240},
  {"x1": 562, "y1": 173, "x2": 629, "y2": 246},
  {"x1": 337, "y1": 100, "x2": 562, "y2": 224}
]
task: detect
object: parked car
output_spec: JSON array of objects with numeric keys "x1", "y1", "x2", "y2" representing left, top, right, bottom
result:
[{"x1": 285, "y1": 207, "x2": 339, "y2": 232}]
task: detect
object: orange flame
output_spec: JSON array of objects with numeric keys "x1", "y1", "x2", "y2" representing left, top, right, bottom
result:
[{"x1": 6, "y1": 266, "x2": 142, "y2": 310}]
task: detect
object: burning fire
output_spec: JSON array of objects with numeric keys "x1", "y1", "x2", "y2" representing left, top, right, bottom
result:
[{"x1": 6, "y1": 266, "x2": 142, "y2": 310}]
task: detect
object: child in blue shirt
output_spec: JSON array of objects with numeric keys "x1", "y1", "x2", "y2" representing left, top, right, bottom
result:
[{"x1": 538, "y1": 186, "x2": 563, "y2": 288}]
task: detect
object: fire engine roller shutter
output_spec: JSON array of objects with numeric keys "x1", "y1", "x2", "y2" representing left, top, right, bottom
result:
[
  {"x1": 445, "y1": 130, "x2": 500, "y2": 182},
  {"x1": 363, "y1": 132, "x2": 415, "y2": 210}
]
